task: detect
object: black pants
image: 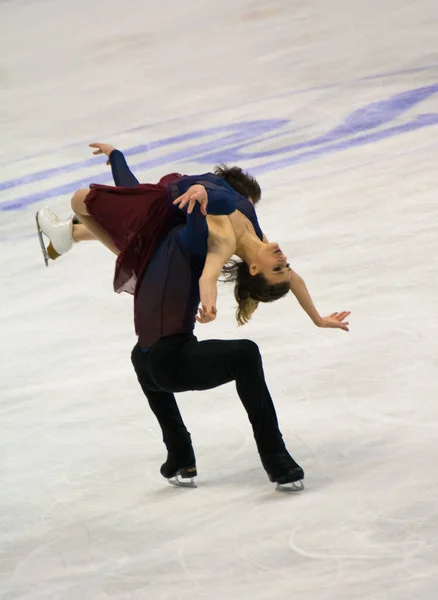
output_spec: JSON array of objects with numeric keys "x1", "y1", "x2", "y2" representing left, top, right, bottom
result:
[{"x1": 131, "y1": 334, "x2": 286, "y2": 455}]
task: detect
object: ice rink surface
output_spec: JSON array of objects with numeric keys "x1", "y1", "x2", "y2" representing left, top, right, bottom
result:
[{"x1": 1, "y1": 0, "x2": 438, "y2": 598}]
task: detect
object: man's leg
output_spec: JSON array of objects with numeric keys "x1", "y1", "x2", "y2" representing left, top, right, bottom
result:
[
  {"x1": 149, "y1": 337, "x2": 285, "y2": 454},
  {"x1": 131, "y1": 344, "x2": 196, "y2": 480},
  {"x1": 148, "y1": 337, "x2": 304, "y2": 485}
]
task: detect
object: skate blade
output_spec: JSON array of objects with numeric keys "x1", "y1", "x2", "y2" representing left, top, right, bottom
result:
[
  {"x1": 35, "y1": 212, "x2": 49, "y2": 267},
  {"x1": 168, "y1": 475, "x2": 197, "y2": 488},
  {"x1": 276, "y1": 480, "x2": 304, "y2": 493}
]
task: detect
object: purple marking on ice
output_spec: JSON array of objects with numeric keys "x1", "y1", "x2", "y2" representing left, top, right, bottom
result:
[
  {"x1": 0, "y1": 121, "x2": 288, "y2": 192},
  {"x1": 1, "y1": 83, "x2": 438, "y2": 211}
]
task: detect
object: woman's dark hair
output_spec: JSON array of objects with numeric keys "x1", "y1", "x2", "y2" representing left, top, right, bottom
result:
[
  {"x1": 214, "y1": 164, "x2": 261, "y2": 204},
  {"x1": 221, "y1": 260, "x2": 290, "y2": 325}
]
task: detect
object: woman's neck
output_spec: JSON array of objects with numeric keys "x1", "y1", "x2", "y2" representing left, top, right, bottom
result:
[{"x1": 235, "y1": 229, "x2": 263, "y2": 263}]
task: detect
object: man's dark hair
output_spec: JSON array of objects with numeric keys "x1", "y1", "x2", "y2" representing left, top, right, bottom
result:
[{"x1": 214, "y1": 164, "x2": 261, "y2": 203}]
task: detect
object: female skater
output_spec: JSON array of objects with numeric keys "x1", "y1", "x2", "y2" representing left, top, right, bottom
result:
[{"x1": 37, "y1": 143, "x2": 349, "y2": 329}]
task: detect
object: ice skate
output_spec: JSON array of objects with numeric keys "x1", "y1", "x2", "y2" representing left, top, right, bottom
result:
[
  {"x1": 35, "y1": 212, "x2": 50, "y2": 266},
  {"x1": 160, "y1": 450, "x2": 197, "y2": 488},
  {"x1": 36, "y1": 207, "x2": 74, "y2": 266},
  {"x1": 260, "y1": 450, "x2": 304, "y2": 492}
]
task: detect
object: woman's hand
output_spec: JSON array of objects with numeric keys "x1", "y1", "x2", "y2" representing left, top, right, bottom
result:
[
  {"x1": 196, "y1": 304, "x2": 217, "y2": 323},
  {"x1": 89, "y1": 143, "x2": 116, "y2": 165},
  {"x1": 173, "y1": 184, "x2": 208, "y2": 215},
  {"x1": 198, "y1": 273, "x2": 218, "y2": 324},
  {"x1": 316, "y1": 311, "x2": 351, "y2": 332}
]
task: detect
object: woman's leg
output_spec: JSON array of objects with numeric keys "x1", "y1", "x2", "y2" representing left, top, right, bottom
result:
[
  {"x1": 72, "y1": 223, "x2": 96, "y2": 242},
  {"x1": 45, "y1": 221, "x2": 99, "y2": 261},
  {"x1": 71, "y1": 188, "x2": 120, "y2": 256}
]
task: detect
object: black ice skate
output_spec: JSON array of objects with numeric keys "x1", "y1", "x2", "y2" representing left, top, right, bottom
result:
[
  {"x1": 260, "y1": 451, "x2": 304, "y2": 492},
  {"x1": 160, "y1": 450, "x2": 197, "y2": 488}
]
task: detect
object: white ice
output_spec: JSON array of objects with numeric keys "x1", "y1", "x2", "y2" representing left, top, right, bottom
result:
[{"x1": 1, "y1": 0, "x2": 438, "y2": 598}]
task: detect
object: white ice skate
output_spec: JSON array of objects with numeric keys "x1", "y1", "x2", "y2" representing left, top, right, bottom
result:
[{"x1": 36, "y1": 207, "x2": 74, "y2": 266}]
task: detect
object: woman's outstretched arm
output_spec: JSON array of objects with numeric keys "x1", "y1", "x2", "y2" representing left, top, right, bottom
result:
[{"x1": 289, "y1": 268, "x2": 350, "y2": 331}]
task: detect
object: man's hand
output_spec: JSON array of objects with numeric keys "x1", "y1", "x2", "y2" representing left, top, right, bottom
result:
[
  {"x1": 173, "y1": 184, "x2": 208, "y2": 215},
  {"x1": 316, "y1": 311, "x2": 351, "y2": 332},
  {"x1": 89, "y1": 143, "x2": 116, "y2": 165}
]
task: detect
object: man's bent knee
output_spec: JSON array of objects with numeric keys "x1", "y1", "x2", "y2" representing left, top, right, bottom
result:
[{"x1": 233, "y1": 339, "x2": 261, "y2": 362}]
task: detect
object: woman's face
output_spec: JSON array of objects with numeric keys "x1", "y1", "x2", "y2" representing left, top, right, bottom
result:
[{"x1": 249, "y1": 242, "x2": 291, "y2": 285}]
